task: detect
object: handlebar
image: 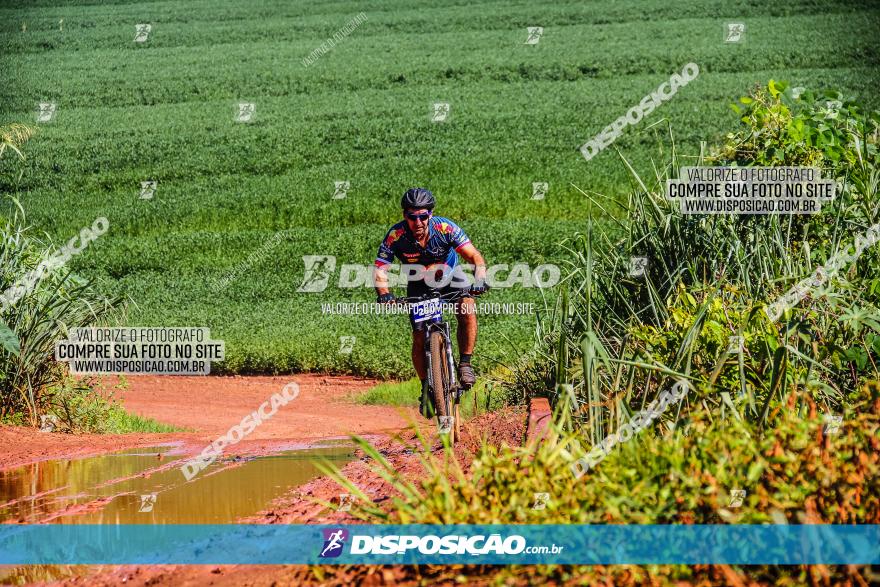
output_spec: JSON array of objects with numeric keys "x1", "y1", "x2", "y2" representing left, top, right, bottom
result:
[{"x1": 391, "y1": 286, "x2": 488, "y2": 305}]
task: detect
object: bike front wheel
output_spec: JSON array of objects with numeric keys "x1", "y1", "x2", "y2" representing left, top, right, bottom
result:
[{"x1": 429, "y1": 330, "x2": 455, "y2": 445}]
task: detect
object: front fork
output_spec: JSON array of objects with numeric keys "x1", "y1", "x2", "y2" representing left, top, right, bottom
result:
[{"x1": 441, "y1": 322, "x2": 460, "y2": 400}]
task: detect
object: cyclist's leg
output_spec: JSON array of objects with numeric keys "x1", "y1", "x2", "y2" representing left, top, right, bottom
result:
[
  {"x1": 450, "y1": 287, "x2": 477, "y2": 388},
  {"x1": 411, "y1": 329, "x2": 427, "y2": 380},
  {"x1": 408, "y1": 280, "x2": 432, "y2": 416},
  {"x1": 455, "y1": 297, "x2": 477, "y2": 355}
]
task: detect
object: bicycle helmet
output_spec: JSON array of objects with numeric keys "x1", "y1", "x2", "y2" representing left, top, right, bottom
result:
[{"x1": 401, "y1": 188, "x2": 435, "y2": 211}]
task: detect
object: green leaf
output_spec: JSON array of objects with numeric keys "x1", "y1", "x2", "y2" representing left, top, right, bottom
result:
[
  {"x1": 871, "y1": 334, "x2": 880, "y2": 357},
  {"x1": 857, "y1": 315, "x2": 880, "y2": 334},
  {"x1": 746, "y1": 461, "x2": 763, "y2": 482},
  {"x1": 844, "y1": 346, "x2": 868, "y2": 371},
  {"x1": 0, "y1": 317, "x2": 20, "y2": 357},
  {"x1": 759, "y1": 346, "x2": 788, "y2": 428}
]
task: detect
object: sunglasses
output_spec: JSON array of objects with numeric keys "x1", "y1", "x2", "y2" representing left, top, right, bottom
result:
[{"x1": 405, "y1": 212, "x2": 431, "y2": 221}]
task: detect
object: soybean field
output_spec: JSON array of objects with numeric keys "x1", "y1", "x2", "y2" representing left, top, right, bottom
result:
[{"x1": 1, "y1": 0, "x2": 878, "y2": 377}]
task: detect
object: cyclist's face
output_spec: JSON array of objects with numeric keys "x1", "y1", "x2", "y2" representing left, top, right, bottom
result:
[{"x1": 404, "y1": 208, "x2": 431, "y2": 238}]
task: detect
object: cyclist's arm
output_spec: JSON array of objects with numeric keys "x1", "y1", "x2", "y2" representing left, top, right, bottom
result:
[
  {"x1": 456, "y1": 243, "x2": 487, "y2": 283},
  {"x1": 373, "y1": 263, "x2": 391, "y2": 297},
  {"x1": 374, "y1": 226, "x2": 399, "y2": 297}
]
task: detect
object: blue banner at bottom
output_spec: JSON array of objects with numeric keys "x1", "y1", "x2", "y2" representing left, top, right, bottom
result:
[{"x1": 0, "y1": 525, "x2": 876, "y2": 565}]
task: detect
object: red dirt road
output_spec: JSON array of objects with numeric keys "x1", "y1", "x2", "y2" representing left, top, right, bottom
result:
[
  {"x1": 0, "y1": 374, "x2": 416, "y2": 469},
  {"x1": 0, "y1": 375, "x2": 525, "y2": 587},
  {"x1": 38, "y1": 408, "x2": 525, "y2": 587}
]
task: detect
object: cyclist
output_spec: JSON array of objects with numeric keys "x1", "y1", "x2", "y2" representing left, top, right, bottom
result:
[{"x1": 373, "y1": 188, "x2": 489, "y2": 417}]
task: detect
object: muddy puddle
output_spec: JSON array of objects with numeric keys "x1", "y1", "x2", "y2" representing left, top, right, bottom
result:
[{"x1": 0, "y1": 443, "x2": 355, "y2": 584}]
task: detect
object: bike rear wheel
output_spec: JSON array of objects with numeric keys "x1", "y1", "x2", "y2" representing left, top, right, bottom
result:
[{"x1": 429, "y1": 330, "x2": 455, "y2": 445}]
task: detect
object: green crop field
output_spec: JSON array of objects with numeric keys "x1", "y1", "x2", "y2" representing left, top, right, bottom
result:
[{"x1": 1, "y1": 0, "x2": 878, "y2": 378}]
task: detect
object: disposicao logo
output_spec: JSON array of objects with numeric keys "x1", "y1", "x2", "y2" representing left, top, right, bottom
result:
[
  {"x1": 319, "y1": 528, "x2": 349, "y2": 558},
  {"x1": 316, "y1": 531, "x2": 563, "y2": 558},
  {"x1": 348, "y1": 534, "x2": 529, "y2": 555}
]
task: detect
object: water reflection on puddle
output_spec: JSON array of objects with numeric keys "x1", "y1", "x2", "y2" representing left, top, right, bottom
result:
[
  {"x1": 0, "y1": 443, "x2": 354, "y2": 525},
  {"x1": 0, "y1": 443, "x2": 355, "y2": 584}
]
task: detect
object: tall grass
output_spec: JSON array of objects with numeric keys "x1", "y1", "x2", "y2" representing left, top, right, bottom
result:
[
  {"x1": 313, "y1": 382, "x2": 880, "y2": 584},
  {"x1": 520, "y1": 83, "x2": 880, "y2": 446},
  {"x1": 0, "y1": 202, "x2": 122, "y2": 425},
  {"x1": 1, "y1": 123, "x2": 122, "y2": 426}
]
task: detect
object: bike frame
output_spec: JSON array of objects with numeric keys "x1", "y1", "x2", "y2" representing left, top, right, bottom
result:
[{"x1": 401, "y1": 290, "x2": 472, "y2": 412}]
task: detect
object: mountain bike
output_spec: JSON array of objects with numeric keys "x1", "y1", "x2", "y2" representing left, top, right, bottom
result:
[{"x1": 396, "y1": 288, "x2": 483, "y2": 445}]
